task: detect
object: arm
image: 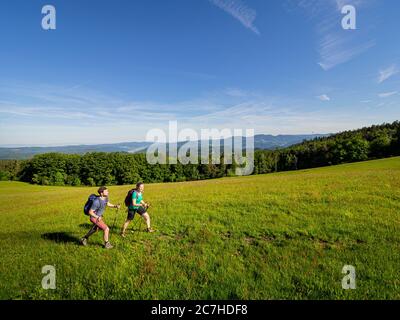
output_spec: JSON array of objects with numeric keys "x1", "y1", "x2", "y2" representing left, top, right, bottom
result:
[
  {"x1": 107, "y1": 202, "x2": 120, "y2": 209},
  {"x1": 88, "y1": 209, "x2": 100, "y2": 220},
  {"x1": 89, "y1": 200, "x2": 101, "y2": 219},
  {"x1": 132, "y1": 197, "x2": 143, "y2": 207}
]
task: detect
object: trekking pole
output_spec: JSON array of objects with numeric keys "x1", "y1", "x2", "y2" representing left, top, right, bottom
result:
[
  {"x1": 110, "y1": 206, "x2": 119, "y2": 240},
  {"x1": 132, "y1": 215, "x2": 142, "y2": 241},
  {"x1": 133, "y1": 215, "x2": 140, "y2": 232},
  {"x1": 138, "y1": 216, "x2": 143, "y2": 232}
]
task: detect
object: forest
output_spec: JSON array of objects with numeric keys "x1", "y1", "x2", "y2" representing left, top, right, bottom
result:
[{"x1": 1, "y1": 121, "x2": 399, "y2": 186}]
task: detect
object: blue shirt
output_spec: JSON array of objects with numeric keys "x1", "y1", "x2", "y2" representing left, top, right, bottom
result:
[{"x1": 90, "y1": 197, "x2": 108, "y2": 217}]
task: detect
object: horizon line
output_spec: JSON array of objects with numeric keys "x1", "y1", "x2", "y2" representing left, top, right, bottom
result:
[{"x1": 0, "y1": 133, "x2": 331, "y2": 149}]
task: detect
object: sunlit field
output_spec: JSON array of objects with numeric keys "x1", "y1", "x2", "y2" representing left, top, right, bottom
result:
[{"x1": 0, "y1": 157, "x2": 399, "y2": 299}]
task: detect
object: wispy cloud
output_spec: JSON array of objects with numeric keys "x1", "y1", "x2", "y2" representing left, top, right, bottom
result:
[
  {"x1": 318, "y1": 36, "x2": 375, "y2": 71},
  {"x1": 0, "y1": 104, "x2": 100, "y2": 120},
  {"x1": 378, "y1": 65, "x2": 399, "y2": 83},
  {"x1": 378, "y1": 91, "x2": 398, "y2": 98},
  {"x1": 223, "y1": 88, "x2": 250, "y2": 97},
  {"x1": 317, "y1": 94, "x2": 331, "y2": 101},
  {"x1": 0, "y1": 83, "x2": 237, "y2": 135},
  {"x1": 318, "y1": 0, "x2": 376, "y2": 70},
  {"x1": 287, "y1": 0, "x2": 376, "y2": 70},
  {"x1": 334, "y1": 0, "x2": 363, "y2": 10},
  {"x1": 209, "y1": 0, "x2": 260, "y2": 35},
  {"x1": 2, "y1": 81, "x2": 398, "y2": 145}
]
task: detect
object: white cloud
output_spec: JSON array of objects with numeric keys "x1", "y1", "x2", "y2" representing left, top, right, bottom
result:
[
  {"x1": 2, "y1": 81, "x2": 399, "y2": 145},
  {"x1": 378, "y1": 91, "x2": 398, "y2": 98},
  {"x1": 378, "y1": 65, "x2": 399, "y2": 83},
  {"x1": 334, "y1": 0, "x2": 363, "y2": 10},
  {"x1": 223, "y1": 88, "x2": 249, "y2": 97},
  {"x1": 317, "y1": 94, "x2": 331, "y2": 101},
  {"x1": 286, "y1": 0, "x2": 376, "y2": 70},
  {"x1": 0, "y1": 104, "x2": 98, "y2": 120},
  {"x1": 318, "y1": 36, "x2": 375, "y2": 71},
  {"x1": 209, "y1": 0, "x2": 260, "y2": 35}
]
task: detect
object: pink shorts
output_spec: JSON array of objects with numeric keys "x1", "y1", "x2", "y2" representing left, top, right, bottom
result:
[{"x1": 90, "y1": 216, "x2": 108, "y2": 231}]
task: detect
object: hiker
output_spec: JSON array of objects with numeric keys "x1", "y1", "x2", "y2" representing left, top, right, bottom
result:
[
  {"x1": 121, "y1": 182, "x2": 155, "y2": 237},
  {"x1": 80, "y1": 186, "x2": 120, "y2": 249}
]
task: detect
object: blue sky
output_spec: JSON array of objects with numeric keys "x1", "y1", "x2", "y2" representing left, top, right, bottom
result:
[{"x1": 0, "y1": 0, "x2": 399, "y2": 146}]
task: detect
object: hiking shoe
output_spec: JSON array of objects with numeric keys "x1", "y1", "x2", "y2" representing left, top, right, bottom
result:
[
  {"x1": 104, "y1": 241, "x2": 113, "y2": 249},
  {"x1": 80, "y1": 238, "x2": 87, "y2": 246},
  {"x1": 147, "y1": 228, "x2": 155, "y2": 233}
]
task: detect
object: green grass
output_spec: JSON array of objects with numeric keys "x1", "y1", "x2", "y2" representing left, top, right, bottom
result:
[{"x1": 1, "y1": 157, "x2": 399, "y2": 300}]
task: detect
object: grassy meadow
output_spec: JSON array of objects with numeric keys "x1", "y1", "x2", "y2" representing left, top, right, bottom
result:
[{"x1": 0, "y1": 157, "x2": 399, "y2": 300}]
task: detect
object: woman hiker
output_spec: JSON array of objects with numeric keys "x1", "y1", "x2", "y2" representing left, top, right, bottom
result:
[{"x1": 121, "y1": 182, "x2": 155, "y2": 237}]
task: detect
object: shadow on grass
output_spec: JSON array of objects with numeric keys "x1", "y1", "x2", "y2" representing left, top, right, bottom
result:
[
  {"x1": 41, "y1": 232, "x2": 79, "y2": 244},
  {"x1": 79, "y1": 223, "x2": 125, "y2": 233},
  {"x1": 79, "y1": 219, "x2": 146, "y2": 233},
  {"x1": 79, "y1": 223, "x2": 123, "y2": 233}
]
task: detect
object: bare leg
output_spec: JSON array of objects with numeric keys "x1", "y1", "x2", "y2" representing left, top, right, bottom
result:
[
  {"x1": 84, "y1": 225, "x2": 98, "y2": 239},
  {"x1": 121, "y1": 220, "x2": 131, "y2": 235},
  {"x1": 142, "y1": 213, "x2": 154, "y2": 232},
  {"x1": 104, "y1": 227, "x2": 109, "y2": 243}
]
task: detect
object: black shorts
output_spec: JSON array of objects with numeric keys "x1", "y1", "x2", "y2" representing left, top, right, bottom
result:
[{"x1": 127, "y1": 207, "x2": 147, "y2": 220}]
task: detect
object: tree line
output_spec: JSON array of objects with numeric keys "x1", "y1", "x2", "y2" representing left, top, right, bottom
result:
[{"x1": 1, "y1": 121, "x2": 399, "y2": 186}]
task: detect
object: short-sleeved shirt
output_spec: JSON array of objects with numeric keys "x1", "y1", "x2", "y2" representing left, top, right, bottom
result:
[
  {"x1": 129, "y1": 191, "x2": 143, "y2": 210},
  {"x1": 90, "y1": 197, "x2": 108, "y2": 217}
]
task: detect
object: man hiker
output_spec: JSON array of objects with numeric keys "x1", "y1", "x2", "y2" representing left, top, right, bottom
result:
[
  {"x1": 80, "y1": 186, "x2": 120, "y2": 249},
  {"x1": 121, "y1": 182, "x2": 155, "y2": 237}
]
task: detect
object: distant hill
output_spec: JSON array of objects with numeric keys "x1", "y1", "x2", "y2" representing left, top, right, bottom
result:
[
  {"x1": 1, "y1": 121, "x2": 398, "y2": 185},
  {"x1": 0, "y1": 142, "x2": 150, "y2": 160},
  {"x1": 0, "y1": 134, "x2": 328, "y2": 160},
  {"x1": 253, "y1": 134, "x2": 330, "y2": 149}
]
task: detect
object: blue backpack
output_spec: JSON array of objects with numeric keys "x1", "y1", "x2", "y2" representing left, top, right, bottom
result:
[{"x1": 84, "y1": 194, "x2": 98, "y2": 215}]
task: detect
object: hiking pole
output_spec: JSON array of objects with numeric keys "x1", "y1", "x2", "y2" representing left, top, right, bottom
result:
[
  {"x1": 132, "y1": 215, "x2": 143, "y2": 241},
  {"x1": 110, "y1": 206, "x2": 119, "y2": 240},
  {"x1": 138, "y1": 215, "x2": 143, "y2": 232},
  {"x1": 132, "y1": 215, "x2": 140, "y2": 232}
]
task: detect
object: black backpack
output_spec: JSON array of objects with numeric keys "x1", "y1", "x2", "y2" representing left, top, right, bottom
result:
[
  {"x1": 84, "y1": 194, "x2": 98, "y2": 215},
  {"x1": 124, "y1": 189, "x2": 137, "y2": 207}
]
